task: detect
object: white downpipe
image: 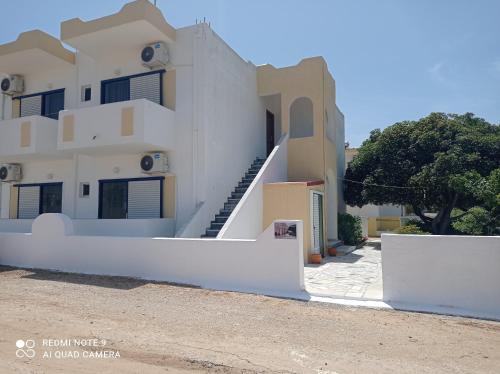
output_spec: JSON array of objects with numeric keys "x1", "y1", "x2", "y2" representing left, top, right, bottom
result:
[{"x1": 1, "y1": 93, "x2": 5, "y2": 121}]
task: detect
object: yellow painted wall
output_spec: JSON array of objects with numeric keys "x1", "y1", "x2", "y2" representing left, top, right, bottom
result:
[
  {"x1": 263, "y1": 182, "x2": 325, "y2": 263},
  {"x1": 163, "y1": 69, "x2": 176, "y2": 111},
  {"x1": 257, "y1": 57, "x2": 326, "y2": 182},
  {"x1": 368, "y1": 216, "x2": 402, "y2": 237},
  {"x1": 163, "y1": 175, "x2": 176, "y2": 219},
  {"x1": 257, "y1": 57, "x2": 340, "y2": 243},
  {"x1": 9, "y1": 186, "x2": 18, "y2": 219}
]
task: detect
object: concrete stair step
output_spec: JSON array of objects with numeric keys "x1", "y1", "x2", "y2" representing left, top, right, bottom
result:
[
  {"x1": 214, "y1": 216, "x2": 228, "y2": 223},
  {"x1": 328, "y1": 239, "x2": 344, "y2": 248},
  {"x1": 204, "y1": 229, "x2": 219, "y2": 237},
  {"x1": 335, "y1": 245, "x2": 356, "y2": 256},
  {"x1": 210, "y1": 222, "x2": 224, "y2": 230}
]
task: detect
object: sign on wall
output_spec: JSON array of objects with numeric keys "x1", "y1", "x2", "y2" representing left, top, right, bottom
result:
[{"x1": 274, "y1": 221, "x2": 297, "y2": 239}]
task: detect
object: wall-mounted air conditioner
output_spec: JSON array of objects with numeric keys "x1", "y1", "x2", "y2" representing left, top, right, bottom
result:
[
  {"x1": 141, "y1": 42, "x2": 169, "y2": 68},
  {"x1": 0, "y1": 164, "x2": 22, "y2": 182},
  {"x1": 140, "y1": 152, "x2": 168, "y2": 174},
  {"x1": 1, "y1": 75, "x2": 24, "y2": 95}
]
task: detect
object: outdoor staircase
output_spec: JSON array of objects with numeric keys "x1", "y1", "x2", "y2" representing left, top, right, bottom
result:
[{"x1": 201, "y1": 158, "x2": 266, "y2": 238}]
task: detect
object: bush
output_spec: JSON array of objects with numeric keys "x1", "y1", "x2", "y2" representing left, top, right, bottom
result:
[
  {"x1": 396, "y1": 224, "x2": 429, "y2": 235},
  {"x1": 452, "y1": 207, "x2": 492, "y2": 236},
  {"x1": 338, "y1": 213, "x2": 363, "y2": 245}
]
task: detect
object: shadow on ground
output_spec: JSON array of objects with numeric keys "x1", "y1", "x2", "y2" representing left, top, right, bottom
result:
[
  {"x1": 364, "y1": 240, "x2": 381, "y2": 251},
  {"x1": 305, "y1": 253, "x2": 364, "y2": 268},
  {"x1": 0, "y1": 265, "x2": 200, "y2": 291}
]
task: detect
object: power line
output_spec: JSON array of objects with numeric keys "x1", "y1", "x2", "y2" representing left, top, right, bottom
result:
[{"x1": 339, "y1": 177, "x2": 427, "y2": 190}]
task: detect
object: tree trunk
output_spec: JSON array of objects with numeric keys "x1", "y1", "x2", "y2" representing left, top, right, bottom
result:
[{"x1": 430, "y1": 194, "x2": 458, "y2": 235}]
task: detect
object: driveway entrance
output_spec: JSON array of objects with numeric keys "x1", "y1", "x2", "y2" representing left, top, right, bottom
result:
[{"x1": 305, "y1": 239, "x2": 383, "y2": 300}]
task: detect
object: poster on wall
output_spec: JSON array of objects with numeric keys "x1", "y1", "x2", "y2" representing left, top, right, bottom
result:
[{"x1": 274, "y1": 221, "x2": 297, "y2": 239}]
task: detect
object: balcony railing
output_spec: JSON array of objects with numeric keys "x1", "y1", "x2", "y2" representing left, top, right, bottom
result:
[{"x1": 57, "y1": 99, "x2": 175, "y2": 153}]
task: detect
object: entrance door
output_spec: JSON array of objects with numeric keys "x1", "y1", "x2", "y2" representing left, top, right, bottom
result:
[
  {"x1": 266, "y1": 110, "x2": 275, "y2": 156},
  {"x1": 100, "y1": 181, "x2": 128, "y2": 219},
  {"x1": 311, "y1": 191, "x2": 324, "y2": 256}
]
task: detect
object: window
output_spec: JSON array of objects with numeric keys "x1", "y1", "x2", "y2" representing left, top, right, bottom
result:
[
  {"x1": 98, "y1": 177, "x2": 163, "y2": 219},
  {"x1": 101, "y1": 70, "x2": 164, "y2": 105},
  {"x1": 43, "y1": 90, "x2": 65, "y2": 120},
  {"x1": 18, "y1": 89, "x2": 65, "y2": 120},
  {"x1": 290, "y1": 97, "x2": 314, "y2": 138},
  {"x1": 16, "y1": 183, "x2": 63, "y2": 219},
  {"x1": 79, "y1": 183, "x2": 90, "y2": 198},
  {"x1": 102, "y1": 79, "x2": 130, "y2": 104},
  {"x1": 81, "y1": 85, "x2": 92, "y2": 102},
  {"x1": 40, "y1": 184, "x2": 63, "y2": 213}
]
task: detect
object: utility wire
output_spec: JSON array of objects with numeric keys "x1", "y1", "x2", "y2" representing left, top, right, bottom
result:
[{"x1": 339, "y1": 177, "x2": 427, "y2": 190}]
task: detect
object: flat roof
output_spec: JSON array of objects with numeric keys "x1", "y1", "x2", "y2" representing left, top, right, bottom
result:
[
  {"x1": 61, "y1": 0, "x2": 175, "y2": 58},
  {"x1": 0, "y1": 30, "x2": 75, "y2": 75}
]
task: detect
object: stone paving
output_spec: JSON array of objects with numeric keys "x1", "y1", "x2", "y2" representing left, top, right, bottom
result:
[{"x1": 304, "y1": 240, "x2": 383, "y2": 300}]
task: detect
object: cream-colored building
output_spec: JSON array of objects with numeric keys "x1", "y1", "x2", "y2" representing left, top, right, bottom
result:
[{"x1": 0, "y1": 0, "x2": 345, "y2": 263}]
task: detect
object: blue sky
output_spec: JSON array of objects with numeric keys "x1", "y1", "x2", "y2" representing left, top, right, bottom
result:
[{"x1": 1, "y1": 0, "x2": 499, "y2": 146}]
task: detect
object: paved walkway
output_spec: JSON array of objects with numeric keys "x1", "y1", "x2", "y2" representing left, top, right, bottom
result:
[{"x1": 304, "y1": 240, "x2": 383, "y2": 300}]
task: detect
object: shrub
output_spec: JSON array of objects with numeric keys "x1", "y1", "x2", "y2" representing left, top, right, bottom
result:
[
  {"x1": 338, "y1": 213, "x2": 363, "y2": 245},
  {"x1": 452, "y1": 207, "x2": 492, "y2": 236},
  {"x1": 396, "y1": 224, "x2": 429, "y2": 235}
]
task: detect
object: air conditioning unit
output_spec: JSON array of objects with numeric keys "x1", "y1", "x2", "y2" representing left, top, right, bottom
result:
[
  {"x1": 1, "y1": 75, "x2": 24, "y2": 95},
  {"x1": 141, "y1": 42, "x2": 169, "y2": 68},
  {"x1": 0, "y1": 164, "x2": 22, "y2": 182},
  {"x1": 140, "y1": 152, "x2": 168, "y2": 174}
]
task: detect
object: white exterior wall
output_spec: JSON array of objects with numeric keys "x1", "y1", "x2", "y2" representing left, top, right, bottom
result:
[
  {"x1": 176, "y1": 24, "x2": 265, "y2": 236},
  {"x1": 382, "y1": 234, "x2": 500, "y2": 320},
  {"x1": 0, "y1": 214, "x2": 304, "y2": 296},
  {"x1": 335, "y1": 106, "x2": 346, "y2": 213},
  {"x1": 347, "y1": 203, "x2": 402, "y2": 218}
]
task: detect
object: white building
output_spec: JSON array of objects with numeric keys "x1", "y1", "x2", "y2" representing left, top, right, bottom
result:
[{"x1": 0, "y1": 0, "x2": 345, "y2": 263}]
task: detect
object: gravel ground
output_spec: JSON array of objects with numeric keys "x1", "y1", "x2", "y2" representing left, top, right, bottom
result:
[{"x1": 0, "y1": 265, "x2": 499, "y2": 373}]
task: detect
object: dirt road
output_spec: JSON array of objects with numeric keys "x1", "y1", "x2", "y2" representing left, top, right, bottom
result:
[{"x1": 0, "y1": 266, "x2": 499, "y2": 373}]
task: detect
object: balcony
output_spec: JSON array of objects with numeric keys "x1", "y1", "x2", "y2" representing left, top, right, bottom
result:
[
  {"x1": 0, "y1": 116, "x2": 59, "y2": 161},
  {"x1": 57, "y1": 99, "x2": 175, "y2": 153}
]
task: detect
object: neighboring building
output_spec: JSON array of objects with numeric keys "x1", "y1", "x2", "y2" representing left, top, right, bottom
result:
[
  {"x1": 0, "y1": 0, "x2": 344, "y2": 263},
  {"x1": 345, "y1": 148, "x2": 403, "y2": 237}
]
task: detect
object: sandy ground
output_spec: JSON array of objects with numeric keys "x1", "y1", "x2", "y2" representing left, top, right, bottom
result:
[{"x1": 0, "y1": 266, "x2": 499, "y2": 374}]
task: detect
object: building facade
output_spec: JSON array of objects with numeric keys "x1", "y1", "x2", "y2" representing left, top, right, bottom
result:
[{"x1": 0, "y1": 0, "x2": 344, "y2": 263}]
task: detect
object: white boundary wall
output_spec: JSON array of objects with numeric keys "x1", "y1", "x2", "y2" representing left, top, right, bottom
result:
[
  {"x1": 0, "y1": 214, "x2": 304, "y2": 296},
  {"x1": 219, "y1": 134, "x2": 288, "y2": 239},
  {"x1": 382, "y1": 234, "x2": 500, "y2": 319}
]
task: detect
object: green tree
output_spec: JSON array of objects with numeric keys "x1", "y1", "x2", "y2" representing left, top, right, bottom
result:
[{"x1": 344, "y1": 113, "x2": 500, "y2": 235}]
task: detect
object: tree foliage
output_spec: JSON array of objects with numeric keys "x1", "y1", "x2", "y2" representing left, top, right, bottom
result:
[{"x1": 344, "y1": 113, "x2": 500, "y2": 235}]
